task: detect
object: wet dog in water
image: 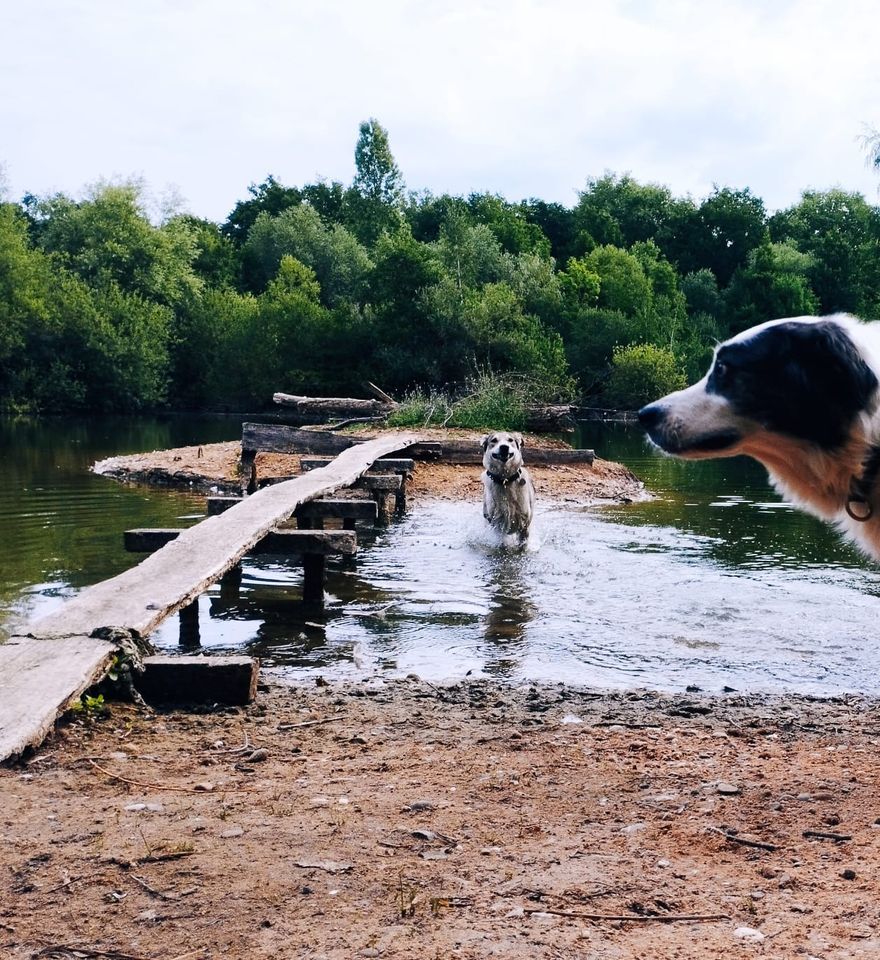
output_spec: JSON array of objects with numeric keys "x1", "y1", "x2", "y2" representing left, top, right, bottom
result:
[
  {"x1": 481, "y1": 431, "x2": 535, "y2": 544},
  {"x1": 639, "y1": 313, "x2": 880, "y2": 559}
]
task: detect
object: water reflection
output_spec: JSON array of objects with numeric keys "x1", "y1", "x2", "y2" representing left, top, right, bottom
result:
[{"x1": 480, "y1": 549, "x2": 536, "y2": 677}]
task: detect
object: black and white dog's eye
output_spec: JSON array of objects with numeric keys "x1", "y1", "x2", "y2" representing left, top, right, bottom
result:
[{"x1": 714, "y1": 361, "x2": 728, "y2": 378}]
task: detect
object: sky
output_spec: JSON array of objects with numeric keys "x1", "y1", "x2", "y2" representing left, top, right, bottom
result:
[{"x1": 3, "y1": 0, "x2": 880, "y2": 223}]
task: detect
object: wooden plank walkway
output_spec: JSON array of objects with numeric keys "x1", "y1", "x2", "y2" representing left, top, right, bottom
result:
[{"x1": 1, "y1": 433, "x2": 421, "y2": 762}]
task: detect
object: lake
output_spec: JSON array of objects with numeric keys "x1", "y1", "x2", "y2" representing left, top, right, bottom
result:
[{"x1": 3, "y1": 416, "x2": 879, "y2": 694}]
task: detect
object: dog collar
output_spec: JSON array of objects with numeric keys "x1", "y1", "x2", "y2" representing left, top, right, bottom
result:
[
  {"x1": 846, "y1": 443, "x2": 880, "y2": 522},
  {"x1": 487, "y1": 468, "x2": 525, "y2": 487}
]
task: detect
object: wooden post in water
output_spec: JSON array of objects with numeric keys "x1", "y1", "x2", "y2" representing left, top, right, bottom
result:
[
  {"x1": 219, "y1": 563, "x2": 243, "y2": 603},
  {"x1": 178, "y1": 598, "x2": 201, "y2": 648},
  {"x1": 302, "y1": 554, "x2": 326, "y2": 606}
]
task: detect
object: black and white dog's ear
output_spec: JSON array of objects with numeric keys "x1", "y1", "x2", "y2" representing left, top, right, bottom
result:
[
  {"x1": 480, "y1": 435, "x2": 490, "y2": 452},
  {"x1": 512, "y1": 432, "x2": 524, "y2": 449}
]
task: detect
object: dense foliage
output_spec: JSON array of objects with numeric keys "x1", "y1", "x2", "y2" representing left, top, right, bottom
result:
[{"x1": 2, "y1": 120, "x2": 880, "y2": 413}]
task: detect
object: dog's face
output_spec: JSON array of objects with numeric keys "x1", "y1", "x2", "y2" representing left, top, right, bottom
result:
[
  {"x1": 481, "y1": 431, "x2": 525, "y2": 474},
  {"x1": 639, "y1": 317, "x2": 879, "y2": 459}
]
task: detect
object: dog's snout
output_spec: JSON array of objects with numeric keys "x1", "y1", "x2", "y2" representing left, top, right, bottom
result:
[
  {"x1": 638, "y1": 402, "x2": 665, "y2": 430},
  {"x1": 497, "y1": 444, "x2": 510, "y2": 458}
]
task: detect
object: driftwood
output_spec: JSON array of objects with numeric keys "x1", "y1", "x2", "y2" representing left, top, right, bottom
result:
[{"x1": 272, "y1": 392, "x2": 577, "y2": 432}]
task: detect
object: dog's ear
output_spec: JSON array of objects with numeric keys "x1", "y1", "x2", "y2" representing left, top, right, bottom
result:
[
  {"x1": 512, "y1": 432, "x2": 524, "y2": 449},
  {"x1": 480, "y1": 434, "x2": 490, "y2": 452}
]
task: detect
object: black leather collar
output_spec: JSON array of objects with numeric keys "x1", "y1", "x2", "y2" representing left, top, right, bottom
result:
[
  {"x1": 486, "y1": 468, "x2": 524, "y2": 487},
  {"x1": 847, "y1": 443, "x2": 880, "y2": 522}
]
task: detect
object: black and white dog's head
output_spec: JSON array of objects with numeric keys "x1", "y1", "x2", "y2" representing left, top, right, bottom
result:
[
  {"x1": 639, "y1": 315, "x2": 880, "y2": 554},
  {"x1": 640, "y1": 315, "x2": 879, "y2": 460}
]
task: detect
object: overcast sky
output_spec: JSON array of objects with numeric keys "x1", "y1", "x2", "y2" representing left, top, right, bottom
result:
[{"x1": 4, "y1": 0, "x2": 880, "y2": 222}]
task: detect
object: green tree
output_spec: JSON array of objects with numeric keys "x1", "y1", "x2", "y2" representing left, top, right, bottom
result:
[
  {"x1": 769, "y1": 189, "x2": 880, "y2": 315},
  {"x1": 242, "y1": 205, "x2": 372, "y2": 305},
  {"x1": 724, "y1": 240, "x2": 819, "y2": 333},
  {"x1": 35, "y1": 182, "x2": 202, "y2": 309},
  {"x1": 222, "y1": 175, "x2": 302, "y2": 244},
  {"x1": 349, "y1": 118, "x2": 405, "y2": 245}
]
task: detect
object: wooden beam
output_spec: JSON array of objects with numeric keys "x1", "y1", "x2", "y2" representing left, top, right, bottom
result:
[
  {"x1": 355, "y1": 474, "x2": 402, "y2": 491},
  {"x1": 251, "y1": 529, "x2": 357, "y2": 556},
  {"x1": 135, "y1": 655, "x2": 259, "y2": 706},
  {"x1": 207, "y1": 496, "x2": 243, "y2": 516},
  {"x1": 295, "y1": 498, "x2": 378, "y2": 522},
  {"x1": 0, "y1": 635, "x2": 116, "y2": 763},
  {"x1": 27, "y1": 433, "x2": 422, "y2": 641},
  {"x1": 300, "y1": 457, "x2": 414, "y2": 475},
  {"x1": 125, "y1": 528, "x2": 182, "y2": 552}
]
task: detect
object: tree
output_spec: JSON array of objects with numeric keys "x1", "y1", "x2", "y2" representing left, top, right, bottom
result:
[
  {"x1": 241, "y1": 205, "x2": 372, "y2": 305},
  {"x1": 222, "y1": 175, "x2": 302, "y2": 244},
  {"x1": 679, "y1": 186, "x2": 767, "y2": 286},
  {"x1": 769, "y1": 189, "x2": 880, "y2": 316},
  {"x1": 34, "y1": 182, "x2": 202, "y2": 309},
  {"x1": 465, "y1": 193, "x2": 551, "y2": 257},
  {"x1": 348, "y1": 119, "x2": 405, "y2": 245},
  {"x1": 724, "y1": 240, "x2": 819, "y2": 333}
]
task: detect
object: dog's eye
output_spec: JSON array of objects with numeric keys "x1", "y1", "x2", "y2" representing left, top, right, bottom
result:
[{"x1": 714, "y1": 361, "x2": 728, "y2": 379}]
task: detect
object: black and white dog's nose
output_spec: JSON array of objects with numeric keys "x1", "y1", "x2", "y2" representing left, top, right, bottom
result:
[
  {"x1": 497, "y1": 444, "x2": 510, "y2": 458},
  {"x1": 638, "y1": 403, "x2": 665, "y2": 430}
]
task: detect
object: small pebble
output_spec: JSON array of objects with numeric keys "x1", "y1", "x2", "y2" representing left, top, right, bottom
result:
[
  {"x1": 716, "y1": 782, "x2": 740, "y2": 796},
  {"x1": 247, "y1": 749, "x2": 269, "y2": 763},
  {"x1": 221, "y1": 826, "x2": 244, "y2": 838},
  {"x1": 842, "y1": 868, "x2": 857, "y2": 880}
]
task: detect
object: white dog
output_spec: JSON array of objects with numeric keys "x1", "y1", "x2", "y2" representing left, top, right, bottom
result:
[
  {"x1": 639, "y1": 313, "x2": 880, "y2": 558},
  {"x1": 481, "y1": 432, "x2": 536, "y2": 544}
]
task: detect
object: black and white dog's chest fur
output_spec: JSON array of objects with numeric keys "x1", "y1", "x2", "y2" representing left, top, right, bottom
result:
[{"x1": 639, "y1": 314, "x2": 880, "y2": 559}]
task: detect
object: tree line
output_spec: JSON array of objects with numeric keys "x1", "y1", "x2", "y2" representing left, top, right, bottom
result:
[{"x1": 2, "y1": 119, "x2": 879, "y2": 414}]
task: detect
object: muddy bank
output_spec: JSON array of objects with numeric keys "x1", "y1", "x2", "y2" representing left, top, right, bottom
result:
[
  {"x1": 2, "y1": 678, "x2": 880, "y2": 958},
  {"x1": 93, "y1": 428, "x2": 646, "y2": 504}
]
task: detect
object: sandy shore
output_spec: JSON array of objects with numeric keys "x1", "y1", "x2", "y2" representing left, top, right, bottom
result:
[{"x1": 3, "y1": 679, "x2": 880, "y2": 958}]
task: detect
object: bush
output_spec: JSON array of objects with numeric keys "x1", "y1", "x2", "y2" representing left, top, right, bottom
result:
[
  {"x1": 387, "y1": 373, "x2": 552, "y2": 431},
  {"x1": 605, "y1": 343, "x2": 686, "y2": 410}
]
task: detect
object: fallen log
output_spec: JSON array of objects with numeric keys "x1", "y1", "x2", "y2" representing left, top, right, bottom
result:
[{"x1": 273, "y1": 393, "x2": 394, "y2": 417}]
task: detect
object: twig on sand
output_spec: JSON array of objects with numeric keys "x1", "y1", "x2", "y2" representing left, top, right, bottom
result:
[
  {"x1": 34, "y1": 947, "x2": 150, "y2": 960},
  {"x1": 707, "y1": 826, "x2": 779, "y2": 851},
  {"x1": 803, "y1": 829, "x2": 852, "y2": 842},
  {"x1": 277, "y1": 715, "x2": 346, "y2": 731},
  {"x1": 40, "y1": 869, "x2": 108, "y2": 895},
  {"x1": 83, "y1": 759, "x2": 253, "y2": 794},
  {"x1": 520, "y1": 907, "x2": 729, "y2": 923}
]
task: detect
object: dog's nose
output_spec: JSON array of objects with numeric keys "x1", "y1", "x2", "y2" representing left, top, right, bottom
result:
[
  {"x1": 497, "y1": 444, "x2": 509, "y2": 457},
  {"x1": 638, "y1": 403, "x2": 665, "y2": 430}
]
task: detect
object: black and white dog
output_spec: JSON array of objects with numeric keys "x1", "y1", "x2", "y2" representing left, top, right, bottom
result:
[{"x1": 639, "y1": 314, "x2": 880, "y2": 559}]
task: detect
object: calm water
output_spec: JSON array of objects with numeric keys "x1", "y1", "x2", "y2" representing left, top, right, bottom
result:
[{"x1": 3, "y1": 417, "x2": 880, "y2": 694}]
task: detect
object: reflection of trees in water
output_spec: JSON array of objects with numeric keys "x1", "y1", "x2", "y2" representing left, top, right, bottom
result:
[{"x1": 481, "y1": 552, "x2": 536, "y2": 679}]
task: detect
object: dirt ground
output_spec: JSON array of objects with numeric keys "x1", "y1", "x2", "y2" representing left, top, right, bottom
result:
[
  {"x1": 3, "y1": 680, "x2": 880, "y2": 959},
  {"x1": 8, "y1": 429, "x2": 879, "y2": 958}
]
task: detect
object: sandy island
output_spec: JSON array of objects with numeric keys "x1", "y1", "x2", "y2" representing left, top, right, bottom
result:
[{"x1": 3, "y1": 431, "x2": 880, "y2": 958}]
